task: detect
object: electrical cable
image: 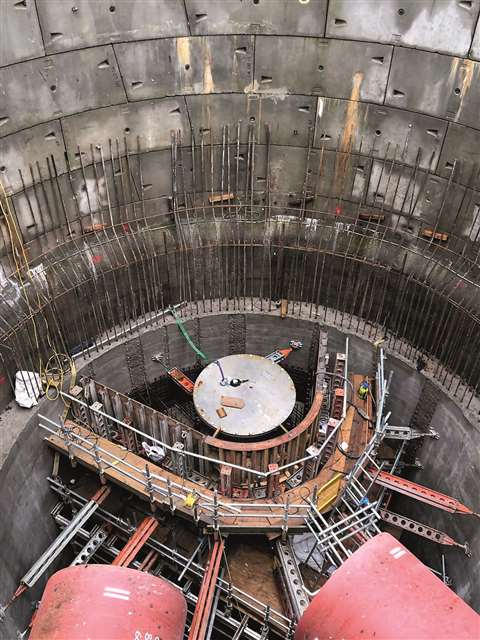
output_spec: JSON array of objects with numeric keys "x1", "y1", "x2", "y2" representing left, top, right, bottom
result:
[
  {"x1": 169, "y1": 306, "x2": 208, "y2": 362},
  {"x1": 0, "y1": 180, "x2": 77, "y2": 415},
  {"x1": 335, "y1": 442, "x2": 362, "y2": 461}
]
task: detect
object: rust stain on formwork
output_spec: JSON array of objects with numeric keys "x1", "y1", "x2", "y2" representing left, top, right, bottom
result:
[
  {"x1": 447, "y1": 57, "x2": 460, "y2": 89},
  {"x1": 333, "y1": 71, "x2": 363, "y2": 198},
  {"x1": 202, "y1": 39, "x2": 214, "y2": 94},
  {"x1": 455, "y1": 59, "x2": 475, "y2": 121},
  {"x1": 176, "y1": 37, "x2": 193, "y2": 93},
  {"x1": 176, "y1": 37, "x2": 191, "y2": 67}
]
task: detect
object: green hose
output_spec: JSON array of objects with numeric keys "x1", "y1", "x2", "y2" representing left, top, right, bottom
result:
[{"x1": 171, "y1": 308, "x2": 208, "y2": 362}]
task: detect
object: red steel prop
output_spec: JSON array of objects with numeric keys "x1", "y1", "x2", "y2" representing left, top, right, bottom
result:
[
  {"x1": 371, "y1": 469, "x2": 479, "y2": 516},
  {"x1": 379, "y1": 508, "x2": 470, "y2": 554},
  {"x1": 112, "y1": 515, "x2": 159, "y2": 567},
  {"x1": 188, "y1": 538, "x2": 224, "y2": 640}
]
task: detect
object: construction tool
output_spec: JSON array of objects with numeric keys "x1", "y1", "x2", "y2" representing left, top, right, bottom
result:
[
  {"x1": 152, "y1": 354, "x2": 195, "y2": 394},
  {"x1": 265, "y1": 340, "x2": 303, "y2": 364}
]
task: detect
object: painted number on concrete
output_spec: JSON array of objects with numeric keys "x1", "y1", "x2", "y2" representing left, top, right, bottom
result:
[{"x1": 134, "y1": 632, "x2": 160, "y2": 640}]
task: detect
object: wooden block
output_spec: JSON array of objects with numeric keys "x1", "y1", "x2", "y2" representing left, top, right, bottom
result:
[
  {"x1": 84, "y1": 223, "x2": 107, "y2": 234},
  {"x1": 52, "y1": 451, "x2": 60, "y2": 477},
  {"x1": 421, "y1": 228, "x2": 448, "y2": 242},
  {"x1": 208, "y1": 192, "x2": 235, "y2": 204},
  {"x1": 220, "y1": 395, "x2": 245, "y2": 409},
  {"x1": 280, "y1": 299, "x2": 288, "y2": 319},
  {"x1": 216, "y1": 407, "x2": 227, "y2": 418},
  {"x1": 359, "y1": 212, "x2": 385, "y2": 222}
]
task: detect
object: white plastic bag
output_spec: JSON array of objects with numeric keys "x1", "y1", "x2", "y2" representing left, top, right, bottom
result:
[
  {"x1": 142, "y1": 441, "x2": 166, "y2": 463},
  {"x1": 15, "y1": 371, "x2": 43, "y2": 408}
]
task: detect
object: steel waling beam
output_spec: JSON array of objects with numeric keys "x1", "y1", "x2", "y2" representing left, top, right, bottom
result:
[
  {"x1": 20, "y1": 485, "x2": 110, "y2": 588},
  {"x1": 275, "y1": 539, "x2": 309, "y2": 620},
  {"x1": 188, "y1": 538, "x2": 225, "y2": 640},
  {"x1": 112, "y1": 515, "x2": 158, "y2": 567},
  {"x1": 371, "y1": 470, "x2": 479, "y2": 516}
]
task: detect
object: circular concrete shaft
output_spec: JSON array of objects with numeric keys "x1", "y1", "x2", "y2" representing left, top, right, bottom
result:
[{"x1": 193, "y1": 354, "x2": 296, "y2": 437}]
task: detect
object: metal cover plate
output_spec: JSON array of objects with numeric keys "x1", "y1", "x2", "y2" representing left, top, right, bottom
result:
[{"x1": 193, "y1": 354, "x2": 296, "y2": 438}]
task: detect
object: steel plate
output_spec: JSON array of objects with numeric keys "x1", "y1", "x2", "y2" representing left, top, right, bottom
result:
[{"x1": 193, "y1": 354, "x2": 296, "y2": 438}]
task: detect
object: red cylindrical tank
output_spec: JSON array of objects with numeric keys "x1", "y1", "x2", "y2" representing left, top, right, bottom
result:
[
  {"x1": 30, "y1": 565, "x2": 187, "y2": 640},
  {"x1": 296, "y1": 532, "x2": 479, "y2": 640}
]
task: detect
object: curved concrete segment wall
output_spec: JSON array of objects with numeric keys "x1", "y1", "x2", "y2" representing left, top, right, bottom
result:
[
  {"x1": 1, "y1": 1, "x2": 480, "y2": 195},
  {"x1": 0, "y1": 4, "x2": 479, "y2": 389},
  {"x1": 0, "y1": 1, "x2": 479, "y2": 628},
  {"x1": 0, "y1": 1, "x2": 478, "y2": 408}
]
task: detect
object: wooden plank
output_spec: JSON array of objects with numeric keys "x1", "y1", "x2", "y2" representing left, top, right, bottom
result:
[
  {"x1": 208, "y1": 192, "x2": 235, "y2": 204},
  {"x1": 221, "y1": 396, "x2": 245, "y2": 409},
  {"x1": 46, "y1": 426, "x2": 207, "y2": 522},
  {"x1": 421, "y1": 228, "x2": 448, "y2": 242}
]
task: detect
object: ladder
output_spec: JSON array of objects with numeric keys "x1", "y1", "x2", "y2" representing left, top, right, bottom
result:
[{"x1": 304, "y1": 497, "x2": 380, "y2": 568}]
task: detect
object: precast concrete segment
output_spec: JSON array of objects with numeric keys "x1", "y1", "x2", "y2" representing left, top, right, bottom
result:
[
  {"x1": 0, "y1": 0, "x2": 45, "y2": 66},
  {"x1": 184, "y1": 0, "x2": 329, "y2": 37},
  {"x1": 294, "y1": 533, "x2": 479, "y2": 640},
  {"x1": 0, "y1": 46, "x2": 127, "y2": 137},
  {"x1": 29, "y1": 564, "x2": 187, "y2": 640},
  {"x1": 326, "y1": 0, "x2": 480, "y2": 56},
  {"x1": 36, "y1": 0, "x2": 189, "y2": 53}
]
